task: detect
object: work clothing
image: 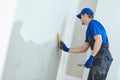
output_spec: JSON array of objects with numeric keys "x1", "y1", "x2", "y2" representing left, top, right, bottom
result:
[
  {"x1": 86, "y1": 20, "x2": 113, "y2": 80},
  {"x1": 60, "y1": 41, "x2": 70, "y2": 52},
  {"x1": 84, "y1": 55, "x2": 95, "y2": 68},
  {"x1": 86, "y1": 20, "x2": 107, "y2": 44}
]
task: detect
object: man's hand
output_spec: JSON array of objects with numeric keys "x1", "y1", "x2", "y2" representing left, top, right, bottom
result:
[
  {"x1": 60, "y1": 41, "x2": 70, "y2": 52},
  {"x1": 84, "y1": 55, "x2": 95, "y2": 68}
]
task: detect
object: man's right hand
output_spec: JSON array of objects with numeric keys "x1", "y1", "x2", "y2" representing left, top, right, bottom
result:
[{"x1": 60, "y1": 41, "x2": 70, "y2": 52}]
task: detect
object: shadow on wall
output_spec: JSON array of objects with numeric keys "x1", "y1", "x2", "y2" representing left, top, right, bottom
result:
[{"x1": 2, "y1": 20, "x2": 61, "y2": 80}]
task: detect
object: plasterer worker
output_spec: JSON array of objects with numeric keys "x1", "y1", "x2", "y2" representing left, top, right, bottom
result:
[{"x1": 60, "y1": 8, "x2": 113, "y2": 80}]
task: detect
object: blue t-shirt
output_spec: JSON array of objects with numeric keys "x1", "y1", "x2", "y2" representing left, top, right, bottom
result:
[{"x1": 85, "y1": 20, "x2": 108, "y2": 44}]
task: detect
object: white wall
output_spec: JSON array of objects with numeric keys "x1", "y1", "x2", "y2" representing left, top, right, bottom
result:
[
  {"x1": 0, "y1": 0, "x2": 18, "y2": 79},
  {"x1": 1, "y1": 0, "x2": 74, "y2": 80},
  {"x1": 56, "y1": 0, "x2": 80, "y2": 80},
  {"x1": 95, "y1": 0, "x2": 120, "y2": 80}
]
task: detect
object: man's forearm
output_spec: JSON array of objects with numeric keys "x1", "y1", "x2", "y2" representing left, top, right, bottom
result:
[
  {"x1": 91, "y1": 35, "x2": 102, "y2": 56},
  {"x1": 69, "y1": 42, "x2": 90, "y2": 53},
  {"x1": 69, "y1": 47, "x2": 86, "y2": 53}
]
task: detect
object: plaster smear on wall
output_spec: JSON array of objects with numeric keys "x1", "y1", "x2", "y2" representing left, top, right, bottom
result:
[{"x1": 2, "y1": 20, "x2": 61, "y2": 80}]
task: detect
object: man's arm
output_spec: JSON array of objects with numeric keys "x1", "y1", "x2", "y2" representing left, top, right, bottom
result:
[
  {"x1": 84, "y1": 35, "x2": 102, "y2": 68},
  {"x1": 91, "y1": 35, "x2": 102, "y2": 56},
  {"x1": 69, "y1": 42, "x2": 90, "y2": 53}
]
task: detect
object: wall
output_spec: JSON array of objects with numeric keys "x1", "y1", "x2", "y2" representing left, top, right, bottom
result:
[
  {"x1": 1, "y1": 0, "x2": 73, "y2": 80},
  {"x1": 0, "y1": 0, "x2": 18, "y2": 79},
  {"x1": 95, "y1": 0, "x2": 120, "y2": 80}
]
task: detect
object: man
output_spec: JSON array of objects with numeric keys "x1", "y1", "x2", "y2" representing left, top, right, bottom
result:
[{"x1": 60, "y1": 8, "x2": 113, "y2": 80}]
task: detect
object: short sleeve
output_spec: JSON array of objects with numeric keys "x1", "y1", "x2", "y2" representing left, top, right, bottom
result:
[{"x1": 88, "y1": 21, "x2": 102, "y2": 36}]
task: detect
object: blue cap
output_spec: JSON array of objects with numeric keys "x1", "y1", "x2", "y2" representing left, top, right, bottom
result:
[{"x1": 76, "y1": 8, "x2": 93, "y2": 19}]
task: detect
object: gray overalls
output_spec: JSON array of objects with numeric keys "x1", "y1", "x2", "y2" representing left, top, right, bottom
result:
[{"x1": 87, "y1": 31, "x2": 113, "y2": 80}]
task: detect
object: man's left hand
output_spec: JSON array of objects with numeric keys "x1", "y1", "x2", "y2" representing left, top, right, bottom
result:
[{"x1": 84, "y1": 55, "x2": 95, "y2": 68}]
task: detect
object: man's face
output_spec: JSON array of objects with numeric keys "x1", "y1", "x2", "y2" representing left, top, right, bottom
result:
[{"x1": 80, "y1": 14, "x2": 87, "y2": 25}]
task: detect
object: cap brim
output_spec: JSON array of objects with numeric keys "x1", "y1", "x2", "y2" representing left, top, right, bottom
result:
[{"x1": 76, "y1": 13, "x2": 81, "y2": 19}]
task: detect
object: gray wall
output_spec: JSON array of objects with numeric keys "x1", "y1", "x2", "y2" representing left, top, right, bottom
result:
[
  {"x1": 2, "y1": 0, "x2": 73, "y2": 80},
  {"x1": 2, "y1": 20, "x2": 60, "y2": 80}
]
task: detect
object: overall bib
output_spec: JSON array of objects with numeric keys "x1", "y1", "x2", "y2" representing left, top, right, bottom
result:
[{"x1": 87, "y1": 31, "x2": 113, "y2": 80}]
